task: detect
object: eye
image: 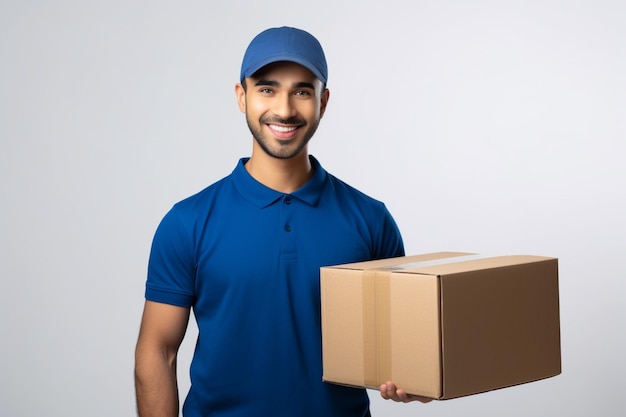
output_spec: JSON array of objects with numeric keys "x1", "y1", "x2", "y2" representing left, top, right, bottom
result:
[
  {"x1": 294, "y1": 90, "x2": 312, "y2": 97},
  {"x1": 258, "y1": 87, "x2": 274, "y2": 95}
]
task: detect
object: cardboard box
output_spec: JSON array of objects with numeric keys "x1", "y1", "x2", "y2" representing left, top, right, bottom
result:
[{"x1": 320, "y1": 252, "x2": 561, "y2": 399}]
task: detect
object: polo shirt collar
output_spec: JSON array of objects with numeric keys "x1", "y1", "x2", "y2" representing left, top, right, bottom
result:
[{"x1": 232, "y1": 155, "x2": 327, "y2": 209}]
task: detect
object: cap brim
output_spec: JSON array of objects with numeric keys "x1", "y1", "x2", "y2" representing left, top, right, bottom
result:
[{"x1": 242, "y1": 54, "x2": 326, "y2": 84}]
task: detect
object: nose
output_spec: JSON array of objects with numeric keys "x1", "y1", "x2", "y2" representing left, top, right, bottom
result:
[{"x1": 272, "y1": 93, "x2": 297, "y2": 120}]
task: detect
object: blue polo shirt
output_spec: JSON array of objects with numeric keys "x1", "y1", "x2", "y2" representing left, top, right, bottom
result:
[{"x1": 146, "y1": 156, "x2": 404, "y2": 417}]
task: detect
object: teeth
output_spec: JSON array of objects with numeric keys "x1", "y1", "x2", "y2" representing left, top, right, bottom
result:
[{"x1": 270, "y1": 125, "x2": 297, "y2": 133}]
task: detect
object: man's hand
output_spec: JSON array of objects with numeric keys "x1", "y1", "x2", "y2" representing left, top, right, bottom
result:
[{"x1": 379, "y1": 381, "x2": 433, "y2": 403}]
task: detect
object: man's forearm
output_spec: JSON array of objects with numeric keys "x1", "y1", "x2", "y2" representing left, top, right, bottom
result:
[{"x1": 135, "y1": 347, "x2": 180, "y2": 417}]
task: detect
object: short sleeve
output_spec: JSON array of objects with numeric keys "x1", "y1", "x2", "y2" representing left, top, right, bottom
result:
[
  {"x1": 145, "y1": 205, "x2": 197, "y2": 307},
  {"x1": 376, "y1": 204, "x2": 405, "y2": 259}
]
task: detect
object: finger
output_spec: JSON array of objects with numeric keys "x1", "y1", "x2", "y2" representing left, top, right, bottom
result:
[
  {"x1": 395, "y1": 389, "x2": 411, "y2": 402},
  {"x1": 384, "y1": 382, "x2": 434, "y2": 403},
  {"x1": 380, "y1": 381, "x2": 403, "y2": 402},
  {"x1": 379, "y1": 384, "x2": 389, "y2": 400}
]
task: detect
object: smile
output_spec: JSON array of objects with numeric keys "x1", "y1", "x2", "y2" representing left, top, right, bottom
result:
[{"x1": 268, "y1": 124, "x2": 298, "y2": 133}]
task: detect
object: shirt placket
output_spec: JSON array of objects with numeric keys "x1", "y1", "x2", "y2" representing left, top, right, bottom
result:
[{"x1": 280, "y1": 194, "x2": 297, "y2": 262}]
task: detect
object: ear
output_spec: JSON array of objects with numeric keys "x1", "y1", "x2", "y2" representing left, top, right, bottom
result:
[
  {"x1": 235, "y1": 83, "x2": 246, "y2": 113},
  {"x1": 319, "y1": 88, "x2": 330, "y2": 119}
]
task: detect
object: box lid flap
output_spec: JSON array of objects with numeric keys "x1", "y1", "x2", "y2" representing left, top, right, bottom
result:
[
  {"x1": 392, "y1": 255, "x2": 556, "y2": 276},
  {"x1": 322, "y1": 252, "x2": 474, "y2": 271}
]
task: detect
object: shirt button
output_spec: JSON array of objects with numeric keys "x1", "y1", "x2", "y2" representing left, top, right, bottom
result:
[
  {"x1": 284, "y1": 224, "x2": 292, "y2": 232},
  {"x1": 284, "y1": 196, "x2": 292, "y2": 205}
]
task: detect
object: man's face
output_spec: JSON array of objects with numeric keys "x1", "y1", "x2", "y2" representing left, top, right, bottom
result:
[{"x1": 236, "y1": 61, "x2": 329, "y2": 160}]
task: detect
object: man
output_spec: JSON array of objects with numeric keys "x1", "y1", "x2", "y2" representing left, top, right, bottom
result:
[{"x1": 134, "y1": 26, "x2": 426, "y2": 417}]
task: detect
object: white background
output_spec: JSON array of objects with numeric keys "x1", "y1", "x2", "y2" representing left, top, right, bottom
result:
[{"x1": 1, "y1": 1, "x2": 624, "y2": 416}]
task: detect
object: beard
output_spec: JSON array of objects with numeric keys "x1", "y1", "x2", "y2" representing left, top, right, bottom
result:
[{"x1": 246, "y1": 113, "x2": 320, "y2": 160}]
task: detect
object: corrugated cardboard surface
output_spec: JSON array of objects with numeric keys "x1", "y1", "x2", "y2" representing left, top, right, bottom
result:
[{"x1": 320, "y1": 253, "x2": 561, "y2": 399}]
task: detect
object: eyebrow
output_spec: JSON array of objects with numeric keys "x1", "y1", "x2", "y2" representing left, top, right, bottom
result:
[
  {"x1": 255, "y1": 80, "x2": 279, "y2": 87},
  {"x1": 254, "y1": 80, "x2": 316, "y2": 90}
]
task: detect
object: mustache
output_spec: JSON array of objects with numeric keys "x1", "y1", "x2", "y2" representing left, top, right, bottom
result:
[{"x1": 260, "y1": 116, "x2": 306, "y2": 126}]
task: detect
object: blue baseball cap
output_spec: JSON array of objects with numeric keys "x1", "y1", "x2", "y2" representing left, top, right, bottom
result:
[{"x1": 240, "y1": 26, "x2": 328, "y2": 84}]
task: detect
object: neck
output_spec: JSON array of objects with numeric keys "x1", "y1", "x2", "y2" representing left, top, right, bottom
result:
[{"x1": 245, "y1": 148, "x2": 312, "y2": 194}]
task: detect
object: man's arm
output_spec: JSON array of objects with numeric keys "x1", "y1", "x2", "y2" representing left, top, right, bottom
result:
[{"x1": 135, "y1": 300, "x2": 190, "y2": 417}]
